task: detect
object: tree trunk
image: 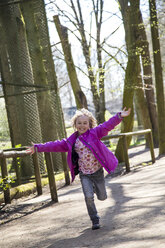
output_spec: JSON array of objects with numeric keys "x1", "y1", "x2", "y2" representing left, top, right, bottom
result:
[
  {"x1": 94, "y1": 0, "x2": 105, "y2": 122},
  {"x1": 115, "y1": 57, "x2": 135, "y2": 162},
  {"x1": 116, "y1": 0, "x2": 152, "y2": 162},
  {"x1": 54, "y1": 15, "x2": 87, "y2": 109},
  {"x1": 0, "y1": 27, "x2": 16, "y2": 149},
  {"x1": 131, "y1": 3, "x2": 153, "y2": 136},
  {"x1": 32, "y1": 0, "x2": 70, "y2": 183},
  {"x1": 137, "y1": 9, "x2": 159, "y2": 146},
  {"x1": 70, "y1": 0, "x2": 104, "y2": 123},
  {"x1": 134, "y1": 94, "x2": 142, "y2": 128},
  {"x1": 149, "y1": 0, "x2": 165, "y2": 154},
  {"x1": 20, "y1": 0, "x2": 63, "y2": 172},
  {"x1": 0, "y1": 3, "x2": 43, "y2": 176},
  {"x1": 134, "y1": 61, "x2": 152, "y2": 132},
  {"x1": 115, "y1": 0, "x2": 135, "y2": 162}
]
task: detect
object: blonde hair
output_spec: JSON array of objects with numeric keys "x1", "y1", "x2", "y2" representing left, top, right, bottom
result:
[{"x1": 71, "y1": 108, "x2": 97, "y2": 129}]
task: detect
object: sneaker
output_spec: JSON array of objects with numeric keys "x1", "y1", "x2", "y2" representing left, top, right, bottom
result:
[
  {"x1": 92, "y1": 219, "x2": 100, "y2": 230},
  {"x1": 92, "y1": 223, "x2": 100, "y2": 230}
]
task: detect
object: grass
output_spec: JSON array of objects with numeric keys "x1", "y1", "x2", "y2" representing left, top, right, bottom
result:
[{"x1": 0, "y1": 171, "x2": 66, "y2": 204}]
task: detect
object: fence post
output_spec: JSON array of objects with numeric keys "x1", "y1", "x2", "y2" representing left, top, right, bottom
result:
[
  {"x1": 147, "y1": 131, "x2": 155, "y2": 163},
  {"x1": 0, "y1": 156, "x2": 11, "y2": 204},
  {"x1": 44, "y1": 152, "x2": 58, "y2": 202},
  {"x1": 61, "y1": 152, "x2": 70, "y2": 185},
  {"x1": 32, "y1": 152, "x2": 42, "y2": 195},
  {"x1": 13, "y1": 157, "x2": 21, "y2": 186},
  {"x1": 123, "y1": 136, "x2": 130, "y2": 172}
]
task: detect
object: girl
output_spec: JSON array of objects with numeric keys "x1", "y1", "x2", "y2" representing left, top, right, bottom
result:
[{"x1": 26, "y1": 107, "x2": 131, "y2": 230}]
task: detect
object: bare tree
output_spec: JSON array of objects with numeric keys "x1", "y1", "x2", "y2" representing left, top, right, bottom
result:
[
  {"x1": 136, "y1": 9, "x2": 158, "y2": 146},
  {"x1": 115, "y1": 0, "x2": 152, "y2": 161},
  {"x1": 0, "y1": 3, "x2": 44, "y2": 176},
  {"x1": 46, "y1": 0, "x2": 125, "y2": 123},
  {"x1": 20, "y1": 0, "x2": 63, "y2": 172},
  {"x1": 149, "y1": 0, "x2": 165, "y2": 154},
  {"x1": 54, "y1": 15, "x2": 87, "y2": 109}
]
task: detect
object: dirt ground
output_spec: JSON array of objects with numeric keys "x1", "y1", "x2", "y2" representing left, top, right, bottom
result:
[{"x1": 1, "y1": 145, "x2": 165, "y2": 248}]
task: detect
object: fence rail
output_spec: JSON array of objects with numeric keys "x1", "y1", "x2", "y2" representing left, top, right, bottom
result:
[
  {"x1": 101, "y1": 128, "x2": 155, "y2": 172},
  {"x1": 0, "y1": 149, "x2": 70, "y2": 204}
]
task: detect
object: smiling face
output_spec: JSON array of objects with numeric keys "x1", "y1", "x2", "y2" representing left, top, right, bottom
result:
[{"x1": 75, "y1": 115, "x2": 90, "y2": 135}]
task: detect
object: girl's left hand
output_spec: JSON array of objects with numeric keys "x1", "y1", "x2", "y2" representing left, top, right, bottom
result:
[{"x1": 121, "y1": 107, "x2": 131, "y2": 117}]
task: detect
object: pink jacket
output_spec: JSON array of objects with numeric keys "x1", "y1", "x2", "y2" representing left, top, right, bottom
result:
[{"x1": 34, "y1": 113, "x2": 122, "y2": 182}]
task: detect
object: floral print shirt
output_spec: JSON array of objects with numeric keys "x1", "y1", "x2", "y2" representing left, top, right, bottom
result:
[{"x1": 75, "y1": 138, "x2": 102, "y2": 174}]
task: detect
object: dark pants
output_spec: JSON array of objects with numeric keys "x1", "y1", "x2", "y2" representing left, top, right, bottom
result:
[{"x1": 79, "y1": 167, "x2": 107, "y2": 222}]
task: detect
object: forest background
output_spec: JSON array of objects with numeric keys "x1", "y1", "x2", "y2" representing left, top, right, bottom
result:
[{"x1": 0, "y1": 0, "x2": 165, "y2": 180}]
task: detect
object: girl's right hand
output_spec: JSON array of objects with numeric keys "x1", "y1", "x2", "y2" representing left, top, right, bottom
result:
[{"x1": 26, "y1": 145, "x2": 35, "y2": 155}]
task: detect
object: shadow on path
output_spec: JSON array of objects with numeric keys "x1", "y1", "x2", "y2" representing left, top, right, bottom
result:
[{"x1": 0, "y1": 184, "x2": 82, "y2": 226}]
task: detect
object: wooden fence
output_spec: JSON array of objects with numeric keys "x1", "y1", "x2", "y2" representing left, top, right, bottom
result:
[
  {"x1": 101, "y1": 128, "x2": 155, "y2": 172},
  {"x1": 0, "y1": 129, "x2": 155, "y2": 205},
  {"x1": 0, "y1": 149, "x2": 70, "y2": 205}
]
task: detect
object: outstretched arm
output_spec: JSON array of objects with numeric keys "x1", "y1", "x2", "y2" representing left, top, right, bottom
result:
[
  {"x1": 93, "y1": 107, "x2": 131, "y2": 139},
  {"x1": 26, "y1": 139, "x2": 68, "y2": 155}
]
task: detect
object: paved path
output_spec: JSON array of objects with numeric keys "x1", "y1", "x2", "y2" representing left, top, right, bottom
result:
[{"x1": 1, "y1": 146, "x2": 165, "y2": 248}]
